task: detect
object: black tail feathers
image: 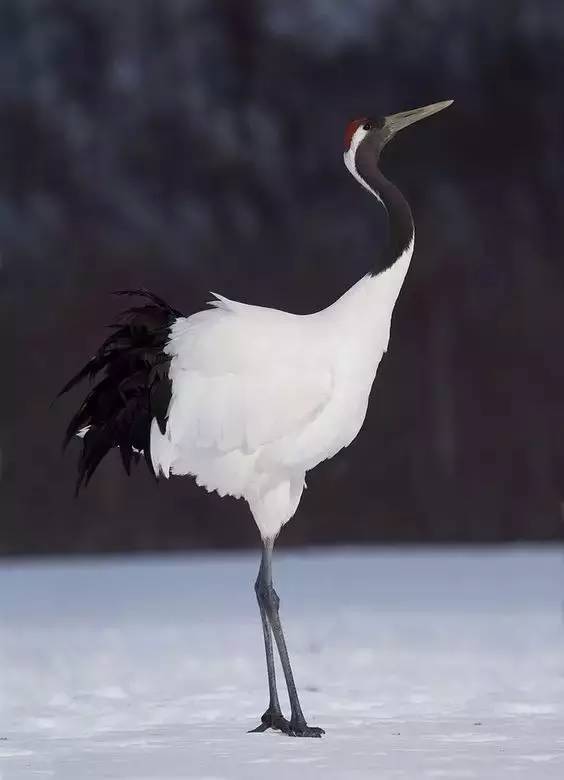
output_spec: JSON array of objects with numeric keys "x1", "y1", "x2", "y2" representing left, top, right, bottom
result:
[{"x1": 59, "y1": 290, "x2": 182, "y2": 494}]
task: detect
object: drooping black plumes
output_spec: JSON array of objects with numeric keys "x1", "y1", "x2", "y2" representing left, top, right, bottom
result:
[{"x1": 59, "y1": 290, "x2": 182, "y2": 493}]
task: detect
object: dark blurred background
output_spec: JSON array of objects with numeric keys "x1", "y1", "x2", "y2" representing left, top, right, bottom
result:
[{"x1": 1, "y1": 0, "x2": 563, "y2": 555}]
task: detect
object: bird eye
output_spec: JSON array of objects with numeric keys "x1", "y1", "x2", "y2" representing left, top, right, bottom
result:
[{"x1": 362, "y1": 122, "x2": 372, "y2": 132}]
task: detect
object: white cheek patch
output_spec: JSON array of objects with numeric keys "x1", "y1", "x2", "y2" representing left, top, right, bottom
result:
[{"x1": 343, "y1": 126, "x2": 383, "y2": 205}]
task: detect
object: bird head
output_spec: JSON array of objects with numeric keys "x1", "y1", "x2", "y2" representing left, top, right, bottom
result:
[{"x1": 344, "y1": 99, "x2": 453, "y2": 167}]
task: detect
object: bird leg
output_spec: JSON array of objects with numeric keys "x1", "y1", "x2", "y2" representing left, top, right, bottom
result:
[
  {"x1": 252, "y1": 541, "x2": 324, "y2": 738},
  {"x1": 249, "y1": 555, "x2": 290, "y2": 734}
]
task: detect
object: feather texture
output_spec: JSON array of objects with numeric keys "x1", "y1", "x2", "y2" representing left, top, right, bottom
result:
[
  {"x1": 149, "y1": 245, "x2": 412, "y2": 539},
  {"x1": 59, "y1": 290, "x2": 181, "y2": 493}
]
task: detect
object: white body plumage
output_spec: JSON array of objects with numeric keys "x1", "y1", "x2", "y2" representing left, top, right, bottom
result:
[{"x1": 151, "y1": 226, "x2": 414, "y2": 541}]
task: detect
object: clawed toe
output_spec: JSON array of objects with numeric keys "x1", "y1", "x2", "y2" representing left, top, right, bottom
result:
[
  {"x1": 249, "y1": 709, "x2": 292, "y2": 734},
  {"x1": 288, "y1": 722, "x2": 325, "y2": 738}
]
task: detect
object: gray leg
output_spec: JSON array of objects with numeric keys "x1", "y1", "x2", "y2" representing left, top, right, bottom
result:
[
  {"x1": 255, "y1": 540, "x2": 324, "y2": 738},
  {"x1": 249, "y1": 556, "x2": 290, "y2": 733}
]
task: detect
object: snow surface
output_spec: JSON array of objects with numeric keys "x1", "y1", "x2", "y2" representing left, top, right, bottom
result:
[{"x1": 1, "y1": 547, "x2": 563, "y2": 779}]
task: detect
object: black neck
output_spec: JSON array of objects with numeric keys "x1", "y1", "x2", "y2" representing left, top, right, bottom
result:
[{"x1": 355, "y1": 142, "x2": 414, "y2": 276}]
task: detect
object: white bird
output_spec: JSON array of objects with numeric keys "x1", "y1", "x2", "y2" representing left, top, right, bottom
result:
[{"x1": 60, "y1": 99, "x2": 453, "y2": 737}]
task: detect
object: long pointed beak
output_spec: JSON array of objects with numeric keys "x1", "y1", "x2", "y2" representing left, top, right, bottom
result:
[{"x1": 384, "y1": 99, "x2": 453, "y2": 136}]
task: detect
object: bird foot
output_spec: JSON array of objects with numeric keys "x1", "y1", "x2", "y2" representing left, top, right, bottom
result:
[
  {"x1": 286, "y1": 720, "x2": 325, "y2": 738},
  {"x1": 249, "y1": 709, "x2": 324, "y2": 738},
  {"x1": 249, "y1": 708, "x2": 291, "y2": 734}
]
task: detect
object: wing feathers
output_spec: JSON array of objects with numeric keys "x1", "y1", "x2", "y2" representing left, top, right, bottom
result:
[
  {"x1": 59, "y1": 290, "x2": 182, "y2": 491},
  {"x1": 150, "y1": 304, "x2": 335, "y2": 494}
]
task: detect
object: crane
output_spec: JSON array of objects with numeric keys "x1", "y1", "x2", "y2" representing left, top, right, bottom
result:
[{"x1": 60, "y1": 99, "x2": 453, "y2": 737}]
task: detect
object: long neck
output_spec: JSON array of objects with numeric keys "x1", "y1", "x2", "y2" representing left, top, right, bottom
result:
[{"x1": 354, "y1": 143, "x2": 414, "y2": 276}]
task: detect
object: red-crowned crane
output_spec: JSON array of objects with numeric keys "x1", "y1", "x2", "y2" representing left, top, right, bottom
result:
[{"x1": 60, "y1": 100, "x2": 453, "y2": 737}]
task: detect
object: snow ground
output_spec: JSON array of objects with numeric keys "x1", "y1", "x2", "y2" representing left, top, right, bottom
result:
[{"x1": 0, "y1": 547, "x2": 563, "y2": 779}]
